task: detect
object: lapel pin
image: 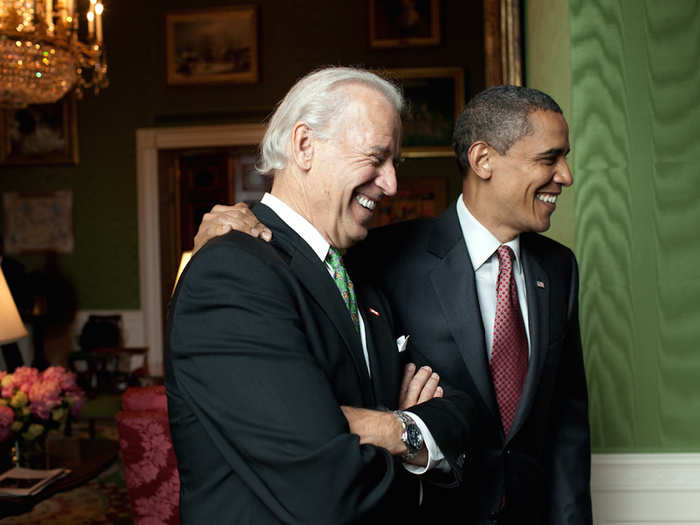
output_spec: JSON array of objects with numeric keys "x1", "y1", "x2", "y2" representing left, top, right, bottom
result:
[
  {"x1": 536, "y1": 280, "x2": 545, "y2": 289},
  {"x1": 368, "y1": 307, "x2": 380, "y2": 317}
]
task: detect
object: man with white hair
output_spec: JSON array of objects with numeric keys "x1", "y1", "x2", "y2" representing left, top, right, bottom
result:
[{"x1": 166, "y1": 67, "x2": 471, "y2": 524}]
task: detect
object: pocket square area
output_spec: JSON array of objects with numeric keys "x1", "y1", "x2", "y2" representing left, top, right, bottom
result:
[{"x1": 396, "y1": 335, "x2": 410, "y2": 353}]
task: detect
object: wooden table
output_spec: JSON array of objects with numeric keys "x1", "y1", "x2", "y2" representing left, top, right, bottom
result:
[{"x1": 0, "y1": 437, "x2": 119, "y2": 518}]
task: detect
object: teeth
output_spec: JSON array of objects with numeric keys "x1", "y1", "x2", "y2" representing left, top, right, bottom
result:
[
  {"x1": 536, "y1": 193, "x2": 558, "y2": 204},
  {"x1": 356, "y1": 194, "x2": 376, "y2": 210}
]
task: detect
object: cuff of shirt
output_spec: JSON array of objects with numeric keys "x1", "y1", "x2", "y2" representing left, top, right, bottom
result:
[{"x1": 401, "y1": 411, "x2": 448, "y2": 474}]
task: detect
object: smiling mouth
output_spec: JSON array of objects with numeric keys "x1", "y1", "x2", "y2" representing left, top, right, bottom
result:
[
  {"x1": 355, "y1": 194, "x2": 377, "y2": 211},
  {"x1": 536, "y1": 192, "x2": 558, "y2": 205}
]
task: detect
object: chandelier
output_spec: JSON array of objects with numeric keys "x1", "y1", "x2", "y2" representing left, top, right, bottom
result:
[{"x1": 0, "y1": 0, "x2": 108, "y2": 108}]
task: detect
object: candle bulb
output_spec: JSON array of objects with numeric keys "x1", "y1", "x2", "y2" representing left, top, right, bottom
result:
[
  {"x1": 45, "y1": 0, "x2": 53, "y2": 32},
  {"x1": 87, "y1": 10, "x2": 95, "y2": 39},
  {"x1": 95, "y1": 2, "x2": 103, "y2": 43}
]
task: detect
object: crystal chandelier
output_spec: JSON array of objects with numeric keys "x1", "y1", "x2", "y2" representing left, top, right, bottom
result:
[{"x1": 0, "y1": 0, "x2": 108, "y2": 108}]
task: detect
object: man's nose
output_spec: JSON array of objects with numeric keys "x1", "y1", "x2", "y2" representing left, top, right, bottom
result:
[
  {"x1": 376, "y1": 162, "x2": 397, "y2": 197},
  {"x1": 555, "y1": 159, "x2": 573, "y2": 187}
]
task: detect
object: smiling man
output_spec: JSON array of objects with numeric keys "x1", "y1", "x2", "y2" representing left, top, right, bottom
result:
[
  {"x1": 351, "y1": 85, "x2": 592, "y2": 524},
  {"x1": 194, "y1": 85, "x2": 593, "y2": 524},
  {"x1": 165, "y1": 67, "x2": 464, "y2": 524}
]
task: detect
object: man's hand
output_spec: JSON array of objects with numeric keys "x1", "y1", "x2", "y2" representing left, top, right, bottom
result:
[
  {"x1": 193, "y1": 203, "x2": 272, "y2": 254},
  {"x1": 399, "y1": 363, "x2": 443, "y2": 410},
  {"x1": 339, "y1": 364, "x2": 442, "y2": 467}
]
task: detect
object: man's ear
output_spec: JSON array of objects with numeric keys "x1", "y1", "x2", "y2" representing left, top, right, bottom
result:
[
  {"x1": 291, "y1": 122, "x2": 313, "y2": 171},
  {"x1": 467, "y1": 141, "x2": 493, "y2": 180}
]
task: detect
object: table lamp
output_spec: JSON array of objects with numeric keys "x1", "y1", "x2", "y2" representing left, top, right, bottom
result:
[
  {"x1": 172, "y1": 251, "x2": 193, "y2": 294},
  {"x1": 0, "y1": 267, "x2": 28, "y2": 345}
]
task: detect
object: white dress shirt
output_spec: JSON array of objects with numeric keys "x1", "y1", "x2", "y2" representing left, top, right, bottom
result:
[
  {"x1": 261, "y1": 193, "x2": 443, "y2": 474},
  {"x1": 455, "y1": 195, "x2": 531, "y2": 357}
]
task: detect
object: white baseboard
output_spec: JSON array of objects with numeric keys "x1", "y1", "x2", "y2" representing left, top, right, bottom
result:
[{"x1": 592, "y1": 453, "x2": 700, "y2": 524}]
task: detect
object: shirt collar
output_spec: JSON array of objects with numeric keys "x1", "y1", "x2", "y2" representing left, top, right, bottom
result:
[
  {"x1": 261, "y1": 192, "x2": 330, "y2": 262},
  {"x1": 455, "y1": 194, "x2": 521, "y2": 270}
]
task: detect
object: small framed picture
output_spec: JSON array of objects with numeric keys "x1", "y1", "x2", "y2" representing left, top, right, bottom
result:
[
  {"x1": 381, "y1": 67, "x2": 464, "y2": 157},
  {"x1": 2, "y1": 191, "x2": 74, "y2": 254},
  {"x1": 235, "y1": 154, "x2": 269, "y2": 203},
  {"x1": 369, "y1": 0, "x2": 440, "y2": 48},
  {"x1": 165, "y1": 6, "x2": 259, "y2": 86},
  {"x1": 369, "y1": 176, "x2": 448, "y2": 229},
  {"x1": 0, "y1": 95, "x2": 79, "y2": 165}
]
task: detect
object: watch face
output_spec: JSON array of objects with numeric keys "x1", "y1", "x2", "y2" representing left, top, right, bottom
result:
[{"x1": 407, "y1": 424, "x2": 423, "y2": 450}]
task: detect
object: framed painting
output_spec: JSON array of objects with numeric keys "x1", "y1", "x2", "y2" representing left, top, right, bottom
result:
[
  {"x1": 2, "y1": 191, "x2": 74, "y2": 254},
  {"x1": 369, "y1": 0, "x2": 440, "y2": 48},
  {"x1": 234, "y1": 153, "x2": 269, "y2": 204},
  {"x1": 381, "y1": 67, "x2": 464, "y2": 157},
  {"x1": 0, "y1": 95, "x2": 78, "y2": 165},
  {"x1": 368, "y1": 176, "x2": 448, "y2": 229},
  {"x1": 166, "y1": 6, "x2": 259, "y2": 86}
]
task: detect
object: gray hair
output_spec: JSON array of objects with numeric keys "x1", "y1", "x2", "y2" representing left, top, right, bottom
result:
[
  {"x1": 453, "y1": 85, "x2": 562, "y2": 174},
  {"x1": 257, "y1": 67, "x2": 404, "y2": 175}
]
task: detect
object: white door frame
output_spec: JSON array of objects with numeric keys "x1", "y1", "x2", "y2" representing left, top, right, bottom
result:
[{"x1": 136, "y1": 123, "x2": 266, "y2": 375}]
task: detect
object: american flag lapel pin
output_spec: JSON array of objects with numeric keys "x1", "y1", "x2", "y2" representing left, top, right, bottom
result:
[
  {"x1": 368, "y1": 307, "x2": 381, "y2": 317},
  {"x1": 536, "y1": 280, "x2": 545, "y2": 289}
]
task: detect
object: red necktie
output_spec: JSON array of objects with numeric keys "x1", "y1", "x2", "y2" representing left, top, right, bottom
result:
[{"x1": 490, "y1": 245, "x2": 528, "y2": 436}]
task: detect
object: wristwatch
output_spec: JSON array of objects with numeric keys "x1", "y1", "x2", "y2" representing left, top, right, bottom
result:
[{"x1": 394, "y1": 410, "x2": 423, "y2": 461}]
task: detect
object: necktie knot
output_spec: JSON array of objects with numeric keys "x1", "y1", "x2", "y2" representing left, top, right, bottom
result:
[
  {"x1": 496, "y1": 245, "x2": 514, "y2": 265},
  {"x1": 326, "y1": 246, "x2": 344, "y2": 268}
]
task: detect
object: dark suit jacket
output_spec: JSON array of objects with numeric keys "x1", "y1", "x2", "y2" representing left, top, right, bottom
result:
[
  {"x1": 349, "y1": 204, "x2": 592, "y2": 525},
  {"x1": 165, "y1": 203, "x2": 417, "y2": 524}
]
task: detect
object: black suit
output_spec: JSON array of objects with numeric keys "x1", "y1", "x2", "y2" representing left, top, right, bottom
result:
[
  {"x1": 349, "y1": 204, "x2": 592, "y2": 524},
  {"x1": 165, "y1": 203, "x2": 417, "y2": 524}
]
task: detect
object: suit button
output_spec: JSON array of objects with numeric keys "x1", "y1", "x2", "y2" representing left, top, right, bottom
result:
[
  {"x1": 505, "y1": 449, "x2": 511, "y2": 455},
  {"x1": 456, "y1": 452, "x2": 466, "y2": 468}
]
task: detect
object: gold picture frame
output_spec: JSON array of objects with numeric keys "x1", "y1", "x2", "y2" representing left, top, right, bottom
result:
[
  {"x1": 369, "y1": 0, "x2": 440, "y2": 48},
  {"x1": 0, "y1": 95, "x2": 79, "y2": 165},
  {"x1": 165, "y1": 6, "x2": 259, "y2": 86},
  {"x1": 381, "y1": 67, "x2": 464, "y2": 157}
]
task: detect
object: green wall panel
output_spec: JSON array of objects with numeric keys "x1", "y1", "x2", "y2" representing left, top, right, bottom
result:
[
  {"x1": 571, "y1": 0, "x2": 700, "y2": 451},
  {"x1": 525, "y1": 0, "x2": 575, "y2": 251}
]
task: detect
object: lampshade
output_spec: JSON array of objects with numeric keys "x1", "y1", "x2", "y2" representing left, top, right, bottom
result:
[
  {"x1": 0, "y1": 267, "x2": 28, "y2": 345},
  {"x1": 172, "y1": 251, "x2": 192, "y2": 294}
]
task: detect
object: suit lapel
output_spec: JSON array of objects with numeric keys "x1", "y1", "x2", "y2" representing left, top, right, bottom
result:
[
  {"x1": 357, "y1": 293, "x2": 395, "y2": 407},
  {"x1": 508, "y1": 237, "x2": 550, "y2": 439},
  {"x1": 428, "y1": 209, "x2": 500, "y2": 421},
  {"x1": 253, "y1": 204, "x2": 374, "y2": 402}
]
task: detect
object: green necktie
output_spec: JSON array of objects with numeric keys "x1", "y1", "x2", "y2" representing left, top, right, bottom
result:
[{"x1": 326, "y1": 247, "x2": 360, "y2": 333}]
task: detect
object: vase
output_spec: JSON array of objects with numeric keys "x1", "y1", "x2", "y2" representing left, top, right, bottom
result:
[{"x1": 12, "y1": 434, "x2": 48, "y2": 469}]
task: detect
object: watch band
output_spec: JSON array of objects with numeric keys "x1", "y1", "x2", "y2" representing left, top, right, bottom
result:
[{"x1": 394, "y1": 410, "x2": 423, "y2": 461}]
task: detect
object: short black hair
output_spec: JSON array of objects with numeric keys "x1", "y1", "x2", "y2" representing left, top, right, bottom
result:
[{"x1": 453, "y1": 85, "x2": 563, "y2": 174}]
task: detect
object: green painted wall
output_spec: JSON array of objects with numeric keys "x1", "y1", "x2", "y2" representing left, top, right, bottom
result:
[
  {"x1": 570, "y1": 0, "x2": 700, "y2": 452},
  {"x1": 525, "y1": 0, "x2": 575, "y2": 251},
  {"x1": 0, "y1": 1, "x2": 485, "y2": 310}
]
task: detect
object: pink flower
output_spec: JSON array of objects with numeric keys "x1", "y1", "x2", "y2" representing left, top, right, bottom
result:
[
  {"x1": 0, "y1": 405, "x2": 13, "y2": 428},
  {"x1": 0, "y1": 425, "x2": 11, "y2": 442},
  {"x1": 29, "y1": 379, "x2": 62, "y2": 420},
  {"x1": 12, "y1": 367, "x2": 39, "y2": 394}
]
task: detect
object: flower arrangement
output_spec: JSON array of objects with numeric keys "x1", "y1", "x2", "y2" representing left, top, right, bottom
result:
[{"x1": 0, "y1": 366, "x2": 85, "y2": 445}]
